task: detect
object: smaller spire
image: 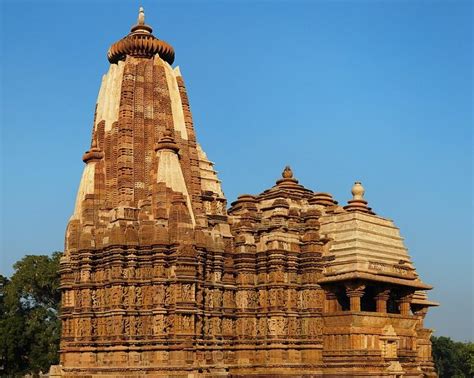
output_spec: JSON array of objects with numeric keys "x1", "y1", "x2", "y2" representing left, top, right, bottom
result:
[
  {"x1": 138, "y1": 6, "x2": 145, "y2": 25},
  {"x1": 344, "y1": 181, "x2": 375, "y2": 214}
]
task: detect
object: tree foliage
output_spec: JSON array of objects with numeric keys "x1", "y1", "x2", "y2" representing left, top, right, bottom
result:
[
  {"x1": 431, "y1": 335, "x2": 474, "y2": 378},
  {"x1": 0, "y1": 252, "x2": 62, "y2": 376}
]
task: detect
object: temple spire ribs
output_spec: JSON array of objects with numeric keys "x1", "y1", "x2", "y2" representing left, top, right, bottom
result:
[
  {"x1": 58, "y1": 8, "x2": 438, "y2": 378},
  {"x1": 154, "y1": 130, "x2": 196, "y2": 226}
]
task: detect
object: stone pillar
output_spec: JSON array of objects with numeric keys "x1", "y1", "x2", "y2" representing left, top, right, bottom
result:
[
  {"x1": 345, "y1": 283, "x2": 365, "y2": 312},
  {"x1": 413, "y1": 306, "x2": 428, "y2": 328},
  {"x1": 375, "y1": 289, "x2": 390, "y2": 313},
  {"x1": 325, "y1": 292, "x2": 339, "y2": 313},
  {"x1": 398, "y1": 293, "x2": 413, "y2": 316}
]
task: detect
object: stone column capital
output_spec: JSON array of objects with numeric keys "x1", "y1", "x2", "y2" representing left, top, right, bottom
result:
[
  {"x1": 413, "y1": 306, "x2": 428, "y2": 318},
  {"x1": 397, "y1": 292, "x2": 413, "y2": 316},
  {"x1": 325, "y1": 292, "x2": 338, "y2": 300},
  {"x1": 375, "y1": 289, "x2": 390, "y2": 301},
  {"x1": 345, "y1": 282, "x2": 366, "y2": 298},
  {"x1": 375, "y1": 288, "x2": 390, "y2": 313},
  {"x1": 344, "y1": 282, "x2": 365, "y2": 312},
  {"x1": 397, "y1": 293, "x2": 414, "y2": 303}
]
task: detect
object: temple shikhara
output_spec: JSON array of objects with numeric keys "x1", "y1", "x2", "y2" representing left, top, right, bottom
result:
[{"x1": 56, "y1": 8, "x2": 438, "y2": 377}]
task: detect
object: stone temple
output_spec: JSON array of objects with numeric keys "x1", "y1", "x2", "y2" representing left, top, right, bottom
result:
[{"x1": 56, "y1": 8, "x2": 438, "y2": 377}]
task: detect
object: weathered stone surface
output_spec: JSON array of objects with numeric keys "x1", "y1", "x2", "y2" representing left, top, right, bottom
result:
[{"x1": 57, "y1": 8, "x2": 438, "y2": 378}]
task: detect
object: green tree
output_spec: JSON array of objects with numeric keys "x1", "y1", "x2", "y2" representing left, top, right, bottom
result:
[
  {"x1": 432, "y1": 335, "x2": 474, "y2": 378},
  {"x1": 0, "y1": 252, "x2": 62, "y2": 376}
]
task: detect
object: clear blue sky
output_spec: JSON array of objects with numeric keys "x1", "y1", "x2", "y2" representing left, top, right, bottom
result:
[{"x1": 1, "y1": 1, "x2": 472, "y2": 341}]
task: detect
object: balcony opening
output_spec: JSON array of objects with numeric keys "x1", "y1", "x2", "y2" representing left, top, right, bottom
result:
[
  {"x1": 336, "y1": 290, "x2": 350, "y2": 311},
  {"x1": 361, "y1": 285, "x2": 376, "y2": 312},
  {"x1": 387, "y1": 292, "x2": 401, "y2": 314}
]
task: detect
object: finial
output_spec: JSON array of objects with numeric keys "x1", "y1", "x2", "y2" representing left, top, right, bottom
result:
[
  {"x1": 351, "y1": 181, "x2": 365, "y2": 200},
  {"x1": 163, "y1": 128, "x2": 173, "y2": 138},
  {"x1": 275, "y1": 165, "x2": 299, "y2": 186},
  {"x1": 128, "y1": 6, "x2": 152, "y2": 34},
  {"x1": 108, "y1": 6, "x2": 176, "y2": 65},
  {"x1": 138, "y1": 6, "x2": 145, "y2": 25},
  {"x1": 155, "y1": 129, "x2": 179, "y2": 153},
  {"x1": 282, "y1": 166, "x2": 293, "y2": 179},
  {"x1": 82, "y1": 139, "x2": 103, "y2": 163},
  {"x1": 344, "y1": 181, "x2": 375, "y2": 214}
]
